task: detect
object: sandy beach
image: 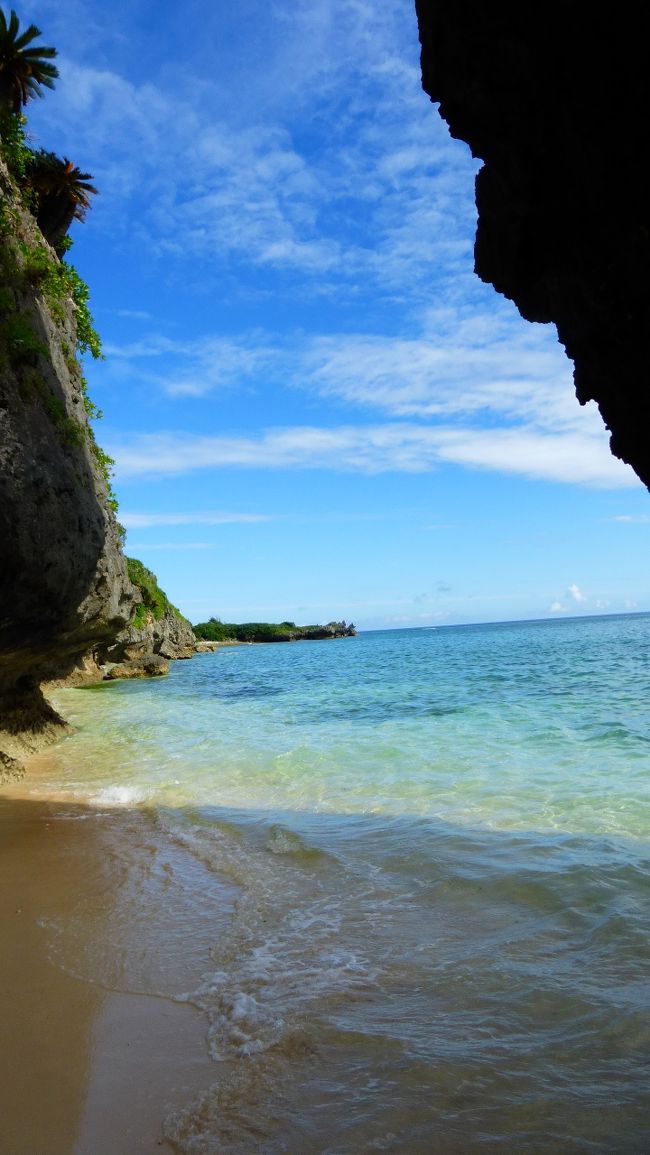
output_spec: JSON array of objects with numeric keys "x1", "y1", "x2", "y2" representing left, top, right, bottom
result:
[{"x1": 0, "y1": 755, "x2": 237, "y2": 1155}]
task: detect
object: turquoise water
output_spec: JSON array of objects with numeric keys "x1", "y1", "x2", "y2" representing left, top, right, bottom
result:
[{"x1": 35, "y1": 614, "x2": 650, "y2": 1152}]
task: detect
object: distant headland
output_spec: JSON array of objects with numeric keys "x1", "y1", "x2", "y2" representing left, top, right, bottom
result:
[{"x1": 193, "y1": 618, "x2": 357, "y2": 644}]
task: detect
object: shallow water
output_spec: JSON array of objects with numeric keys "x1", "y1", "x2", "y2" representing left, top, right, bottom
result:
[{"x1": 25, "y1": 615, "x2": 650, "y2": 1152}]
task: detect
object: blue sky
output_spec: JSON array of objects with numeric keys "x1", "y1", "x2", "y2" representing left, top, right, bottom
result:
[{"x1": 19, "y1": 0, "x2": 650, "y2": 628}]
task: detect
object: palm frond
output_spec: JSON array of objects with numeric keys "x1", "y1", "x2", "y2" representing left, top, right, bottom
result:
[{"x1": 0, "y1": 8, "x2": 58, "y2": 111}]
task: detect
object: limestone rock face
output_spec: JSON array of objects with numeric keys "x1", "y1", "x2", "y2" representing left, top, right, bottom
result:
[
  {"x1": 0, "y1": 157, "x2": 135, "y2": 761},
  {"x1": 415, "y1": 1, "x2": 650, "y2": 487},
  {"x1": 151, "y1": 609, "x2": 196, "y2": 660},
  {"x1": 103, "y1": 604, "x2": 197, "y2": 665}
]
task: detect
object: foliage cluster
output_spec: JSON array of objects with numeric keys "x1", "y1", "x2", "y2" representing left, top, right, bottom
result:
[
  {"x1": 0, "y1": 199, "x2": 114, "y2": 470},
  {"x1": 0, "y1": 108, "x2": 30, "y2": 181},
  {"x1": 13, "y1": 232, "x2": 102, "y2": 359},
  {"x1": 26, "y1": 148, "x2": 97, "y2": 251},
  {"x1": 193, "y1": 617, "x2": 356, "y2": 643},
  {"x1": 127, "y1": 558, "x2": 185, "y2": 630},
  {"x1": 0, "y1": 8, "x2": 58, "y2": 114}
]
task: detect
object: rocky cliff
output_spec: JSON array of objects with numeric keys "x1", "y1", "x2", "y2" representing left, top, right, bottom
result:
[
  {"x1": 99, "y1": 557, "x2": 196, "y2": 669},
  {"x1": 0, "y1": 154, "x2": 135, "y2": 774},
  {"x1": 415, "y1": 1, "x2": 650, "y2": 488},
  {"x1": 102, "y1": 604, "x2": 196, "y2": 668}
]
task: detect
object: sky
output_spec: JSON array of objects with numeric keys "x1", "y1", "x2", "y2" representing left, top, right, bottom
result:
[{"x1": 16, "y1": 0, "x2": 650, "y2": 629}]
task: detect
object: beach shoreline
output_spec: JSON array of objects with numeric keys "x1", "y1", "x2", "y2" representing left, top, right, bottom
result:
[{"x1": 0, "y1": 756, "x2": 236, "y2": 1155}]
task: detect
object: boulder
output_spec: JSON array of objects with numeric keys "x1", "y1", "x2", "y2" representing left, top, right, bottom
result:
[{"x1": 104, "y1": 655, "x2": 170, "y2": 680}]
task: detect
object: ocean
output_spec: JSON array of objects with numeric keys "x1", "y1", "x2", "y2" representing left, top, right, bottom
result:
[{"x1": 26, "y1": 614, "x2": 650, "y2": 1152}]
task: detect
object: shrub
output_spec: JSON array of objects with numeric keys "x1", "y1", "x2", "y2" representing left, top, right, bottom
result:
[{"x1": 127, "y1": 557, "x2": 184, "y2": 625}]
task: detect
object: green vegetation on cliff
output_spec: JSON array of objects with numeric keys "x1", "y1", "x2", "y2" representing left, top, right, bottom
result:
[
  {"x1": 193, "y1": 617, "x2": 356, "y2": 643},
  {"x1": 0, "y1": 9, "x2": 120, "y2": 523},
  {"x1": 127, "y1": 557, "x2": 186, "y2": 630}
]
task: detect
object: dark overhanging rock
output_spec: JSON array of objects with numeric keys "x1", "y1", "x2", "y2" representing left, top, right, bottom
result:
[{"x1": 414, "y1": 1, "x2": 650, "y2": 489}]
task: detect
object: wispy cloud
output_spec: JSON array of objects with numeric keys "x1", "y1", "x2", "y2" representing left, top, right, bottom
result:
[
  {"x1": 109, "y1": 421, "x2": 636, "y2": 488},
  {"x1": 120, "y1": 512, "x2": 275, "y2": 528},
  {"x1": 103, "y1": 333, "x2": 277, "y2": 397},
  {"x1": 549, "y1": 584, "x2": 588, "y2": 613},
  {"x1": 300, "y1": 308, "x2": 578, "y2": 426},
  {"x1": 568, "y1": 583, "x2": 586, "y2": 602},
  {"x1": 24, "y1": 1, "x2": 475, "y2": 295},
  {"x1": 103, "y1": 301, "x2": 575, "y2": 414},
  {"x1": 115, "y1": 308, "x2": 153, "y2": 321},
  {"x1": 99, "y1": 298, "x2": 638, "y2": 491},
  {"x1": 433, "y1": 426, "x2": 630, "y2": 488},
  {"x1": 127, "y1": 542, "x2": 218, "y2": 551}
]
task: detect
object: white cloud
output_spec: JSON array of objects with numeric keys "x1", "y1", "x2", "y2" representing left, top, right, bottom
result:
[
  {"x1": 549, "y1": 602, "x2": 566, "y2": 614},
  {"x1": 27, "y1": 59, "x2": 338, "y2": 273},
  {"x1": 109, "y1": 421, "x2": 638, "y2": 488},
  {"x1": 99, "y1": 302, "x2": 640, "y2": 491},
  {"x1": 99, "y1": 282, "x2": 643, "y2": 489},
  {"x1": 429, "y1": 427, "x2": 633, "y2": 488},
  {"x1": 300, "y1": 310, "x2": 578, "y2": 426},
  {"x1": 568, "y1": 583, "x2": 586, "y2": 602},
  {"x1": 109, "y1": 307, "x2": 564, "y2": 415},
  {"x1": 120, "y1": 512, "x2": 275, "y2": 528},
  {"x1": 115, "y1": 308, "x2": 152, "y2": 321},
  {"x1": 24, "y1": 3, "x2": 477, "y2": 293},
  {"x1": 103, "y1": 333, "x2": 277, "y2": 398},
  {"x1": 126, "y1": 543, "x2": 218, "y2": 551}
]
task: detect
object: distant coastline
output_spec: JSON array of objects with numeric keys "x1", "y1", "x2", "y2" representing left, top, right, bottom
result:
[{"x1": 192, "y1": 618, "x2": 356, "y2": 644}]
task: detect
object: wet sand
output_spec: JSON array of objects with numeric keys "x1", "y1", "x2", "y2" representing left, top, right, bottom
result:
[{"x1": 0, "y1": 761, "x2": 237, "y2": 1155}]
